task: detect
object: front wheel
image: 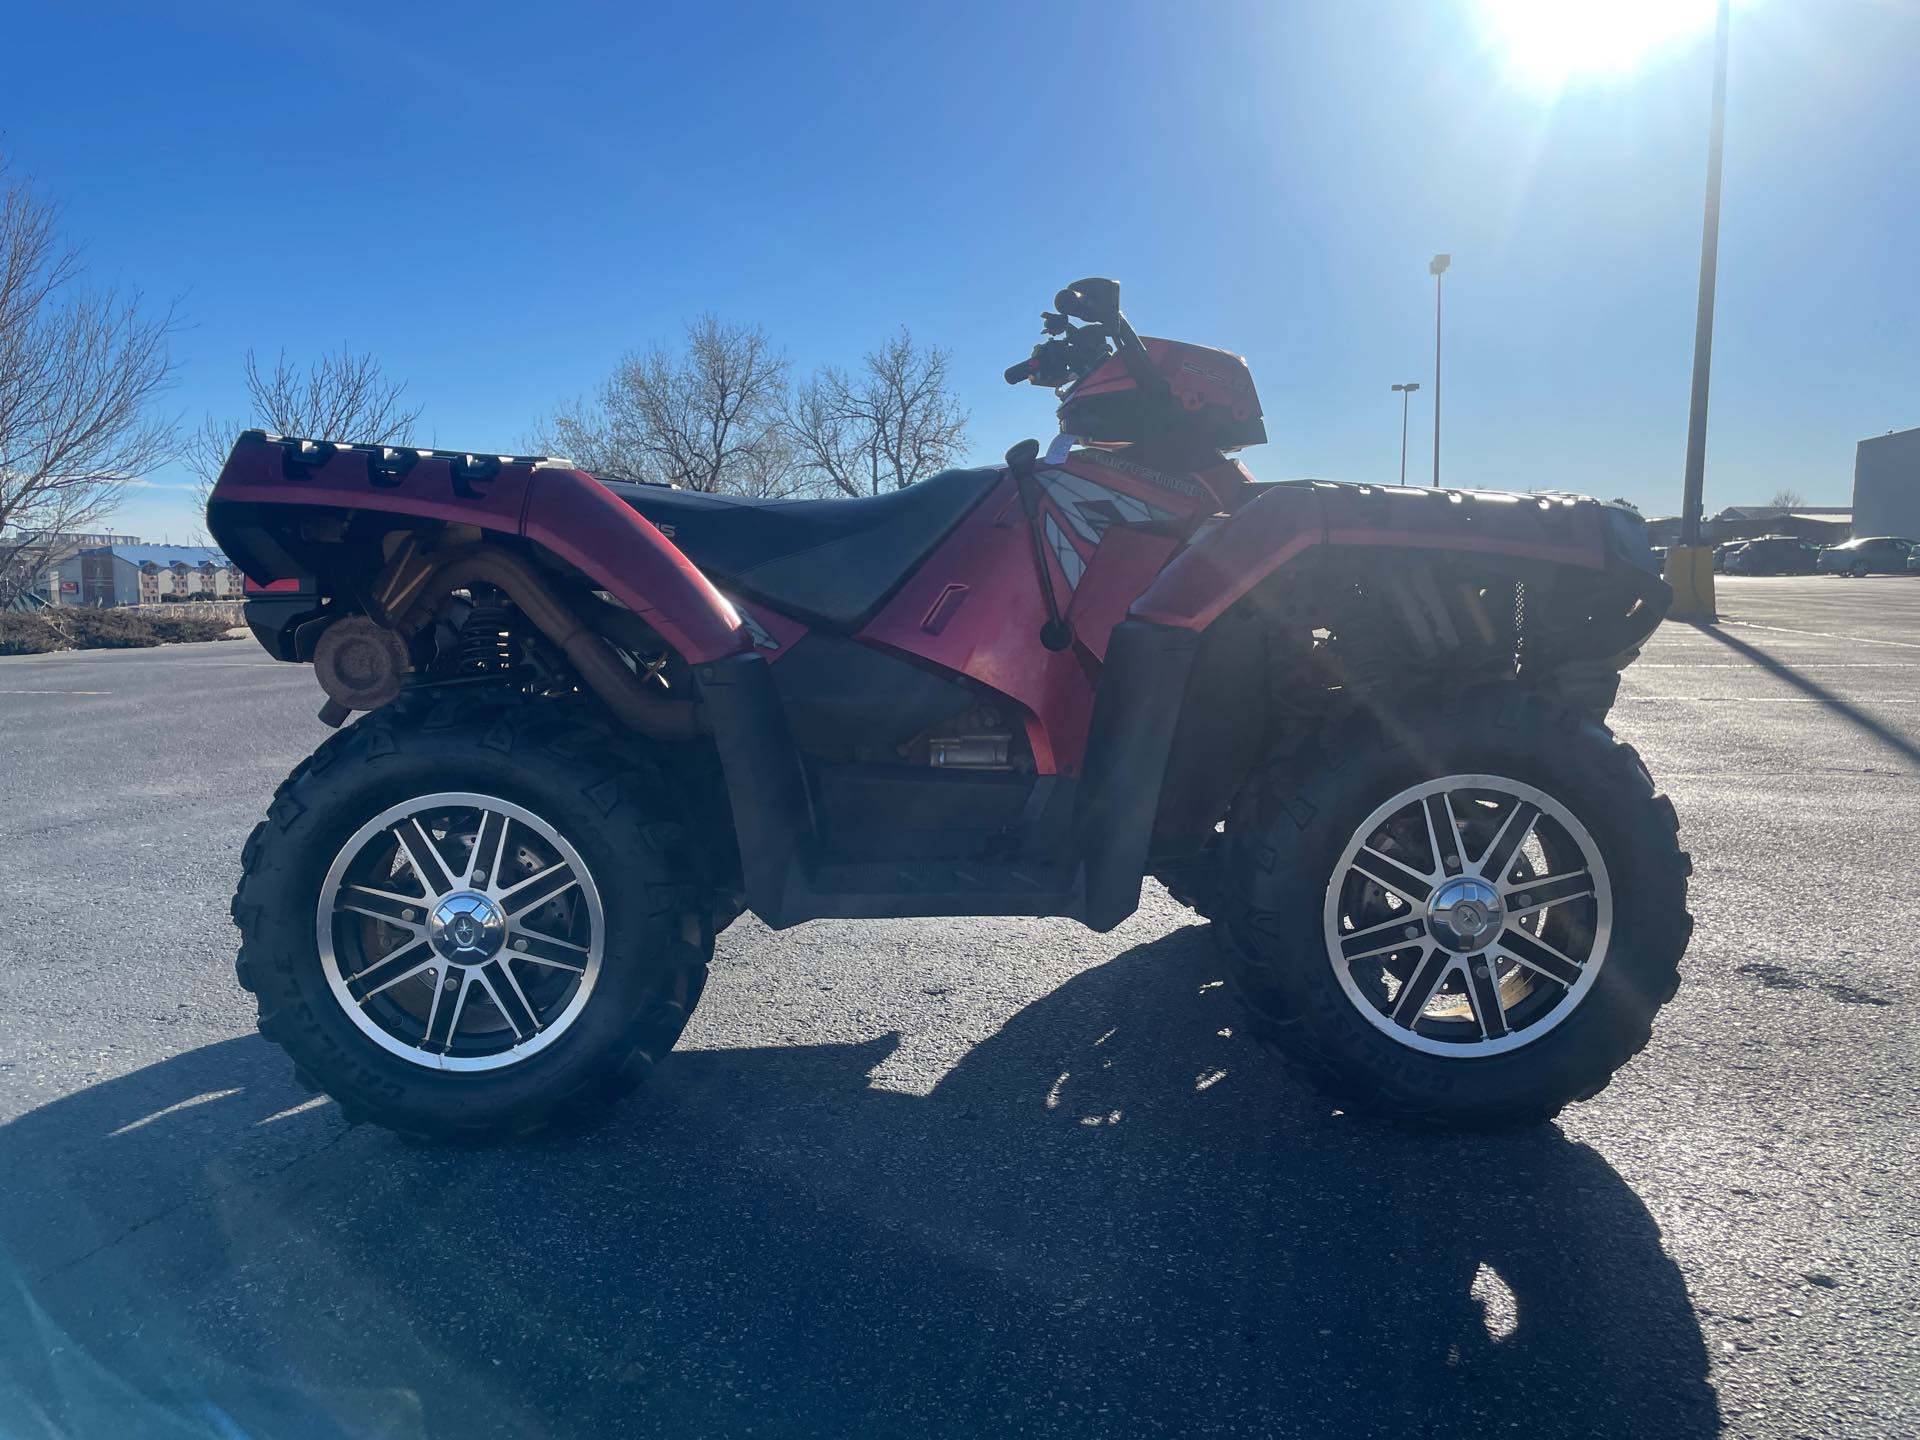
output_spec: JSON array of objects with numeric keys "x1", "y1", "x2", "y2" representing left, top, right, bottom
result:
[
  {"x1": 232, "y1": 702, "x2": 711, "y2": 1142},
  {"x1": 1218, "y1": 691, "x2": 1691, "y2": 1128}
]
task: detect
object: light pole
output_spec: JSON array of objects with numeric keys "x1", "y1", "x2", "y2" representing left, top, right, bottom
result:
[
  {"x1": 1392, "y1": 382, "x2": 1420, "y2": 486},
  {"x1": 1429, "y1": 253, "x2": 1450, "y2": 486},
  {"x1": 1670, "y1": 0, "x2": 1731, "y2": 621}
]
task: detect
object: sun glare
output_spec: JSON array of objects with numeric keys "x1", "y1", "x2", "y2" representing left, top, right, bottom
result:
[{"x1": 1479, "y1": 0, "x2": 1722, "y2": 91}]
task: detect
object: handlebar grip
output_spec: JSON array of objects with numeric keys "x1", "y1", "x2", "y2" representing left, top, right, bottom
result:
[{"x1": 1004, "y1": 359, "x2": 1036, "y2": 385}]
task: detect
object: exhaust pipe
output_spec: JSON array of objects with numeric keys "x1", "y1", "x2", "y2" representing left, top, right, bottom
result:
[{"x1": 381, "y1": 543, "x2": 708, "y2": 740}]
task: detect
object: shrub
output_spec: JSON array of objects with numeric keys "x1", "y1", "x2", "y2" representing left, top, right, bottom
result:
[
  {"x1": 0, "y1": 608, "x2": 239, "y2": 654},
  {"x1": 144, "y1": 613, "x2": 233, "y2": 644},
  {"x1": 53, "y1": 609, "x2": 162, "y2": 648},
  {"x1": 0, "y1": 613, "x2": 62, "y2": 655}
]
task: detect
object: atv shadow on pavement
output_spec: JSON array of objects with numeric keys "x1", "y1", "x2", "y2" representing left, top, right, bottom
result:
[{"x1": 0, "y1": 925, "x2": 1720, "y2": 1439}]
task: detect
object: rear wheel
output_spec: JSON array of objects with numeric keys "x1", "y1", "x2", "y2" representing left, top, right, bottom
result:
[
  {"x1": 232, "y1": 701, "x2": 710, "y2": 1142},
  {"x1": 1218, "y1": 690, "x2": 1690, "y2": 1128}
]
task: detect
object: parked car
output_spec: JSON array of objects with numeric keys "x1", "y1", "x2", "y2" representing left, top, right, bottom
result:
[
  {"x1": 1712, "y1": 541, "x2": 1747, "y2": 572},
  {"x1": 1907, "y1": 548, "x2": 1920, "y2": 575},
  {"x1": 1816, "y1": 536, "x2": 1915, "y2": 575},
  {"x1": 1722, "y1": 536, "x2": 1821, "y2": 575}
]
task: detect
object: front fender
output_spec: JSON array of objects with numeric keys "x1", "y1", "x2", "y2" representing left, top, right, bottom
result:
[{"x1": 1131, "y1": 481, "x2": 1622, "y2": 631}]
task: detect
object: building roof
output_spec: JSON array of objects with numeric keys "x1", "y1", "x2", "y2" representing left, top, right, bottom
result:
[
  {"x1": 1715, "y1": 505, "x2": 1850, "y2": 520},
  {"x1": 82, "y1": 543, "x2": 231, "y2": 568}
]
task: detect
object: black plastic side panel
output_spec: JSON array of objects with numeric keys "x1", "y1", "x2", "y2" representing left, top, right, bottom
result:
[
  {"x1": 812, "y1": 762, "x2": 1033, "y2": 854},
  {"x1": 772, "y1": 633, "x2": 977, "y2": 754},
  {"x1": 1075, "y1": 621, "x2": 1199, "y2": 930},
  {"x1": 1148, "y1": 610, "x2": 1277, "y2": 866},
  {"x1": 700, "y1": 627, "x2": 1196, "y2": 931},
  {"x1": 697, "y1": 653, "x2": 812, "y2": 928}
]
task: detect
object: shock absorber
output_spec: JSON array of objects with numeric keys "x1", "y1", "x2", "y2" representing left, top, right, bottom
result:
[{"x1": 456, "y1": 588, "x2": 520, "y2": 675}]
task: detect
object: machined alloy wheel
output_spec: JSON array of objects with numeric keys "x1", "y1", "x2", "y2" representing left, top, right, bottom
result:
[
  {"x1": 318, "y1": 791, "x2": 606, "y2": 1072},
  {"x1": 1325, "y1": 774, "x2": 1612, "y2": 1057},
  {"x1": 1219, "y1": 690, "x2": 1689, "y2": 1127}
]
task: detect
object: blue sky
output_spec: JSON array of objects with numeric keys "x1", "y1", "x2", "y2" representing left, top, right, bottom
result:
[{"x1": 9, "y1": 0, "x2": 1916, "y2": 538}]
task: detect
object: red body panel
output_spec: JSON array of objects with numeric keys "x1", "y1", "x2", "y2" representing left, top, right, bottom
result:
[
  {"x1": 1071, "y1": 337, "x2": 1261, "y2": 425},
  {"x1": 521, "y1": 468, "x2": 745, "y2": 663},
  {"x1": 211, "y1": 441, "x2": 538, "y2": 532},
  {"x1": 1132, "y1": 483, "x2": 1607, "y2": 631},
  {"x1": 858, "y1": 448, "x2": 1221, "y2": 774},
  {"x1": 858, "y1": 477, "x2": 1098, "y2": 774},
  {"x1": 208, "y1": 436, "x2": 747, "y2": 664}
]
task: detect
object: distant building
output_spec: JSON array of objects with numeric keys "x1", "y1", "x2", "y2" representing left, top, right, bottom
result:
[
  {"x1": 1853, "y1": 428, "x2": 1920, "y2": 539},
  {"x1": 1, "y1": 529, "x2": 143, "y2": 601},
  {"x1": 1645, "y1": 506, "x2": 1850, "y2": 549},
  {"x1": 49, "y1": 544, "x2": 240, "y2": 607}
]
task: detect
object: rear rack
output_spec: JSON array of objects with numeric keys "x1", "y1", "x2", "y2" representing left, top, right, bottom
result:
[{"x1": 237, "y1": 430, "x2": 676, "y2": 493}]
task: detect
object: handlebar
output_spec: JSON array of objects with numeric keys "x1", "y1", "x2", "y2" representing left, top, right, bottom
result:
[{"x1": 1003, "y1": 279, "x2": 1136, "y2": 390}]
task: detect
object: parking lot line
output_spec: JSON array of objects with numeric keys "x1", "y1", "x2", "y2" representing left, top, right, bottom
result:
[
  {"x1": 1634, "y1": 662, "x2": 1910, "y2": 668},
  {"x1": 1720, "y1": 620, "x2": 1920, "y2": 651}
]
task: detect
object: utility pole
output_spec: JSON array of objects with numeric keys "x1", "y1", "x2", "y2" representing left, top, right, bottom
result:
[
  {"x1": 1393, "y1": 382, "x2": 1420, "y2": 486},
  {"x1": 1670, "y1": 0, "x2": 1731, "y2": 621},
  {"x1": 1429, "y1": 254, "x2": 1450, "y2": 486}
]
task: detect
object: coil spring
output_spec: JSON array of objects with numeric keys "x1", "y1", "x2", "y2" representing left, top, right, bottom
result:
[{"x1": 458, "y1": 602, "x2": 519, "y2": 674}]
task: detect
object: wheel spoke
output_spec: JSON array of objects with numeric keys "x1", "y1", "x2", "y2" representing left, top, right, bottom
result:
[
  {"x1": 497, "y1": 860, "x2": 578, "y2": 916},
  {"x1": 1423, "y1": 793, "x2": 1465, "y2": 879},
  {"x1": 395, "y1": 817, "x2": 458, "y2": 897},
  {"x1": 1390, "y1": 948, "x2": 1451, "y2": 1027},
  {"x1": 1498, "y1": 928, "x2": 1584, "y2": 987},
  {"x1": 1464, "y1": 958, "x2": 1509, "y2": 1039},
  {"x1": 336, "y1": 884, "x2": 427, "y2": 930},
  {"x1": 508, "y1": 927, "x2": 590, "y2": 972},
  {"x1": 1351, "y1": 847, "x2": 1435, "y2": 906},
  {"x1": 1475, "y1": 800, "x2": 1539, "y2": 883},
  {"x1": 464, "y1": 809, "x2": 511, "y2": 890},
  {"x1": 1504, "y1": 869, "x2": 1595, "y2": 917},
  {"x1": 424, "y1": 968, "x2": 475, "y2": 1051},
  {"x1": 477, "y1": 959, "x2": 541, "y2": 1039},
  {"x1": 1339, "y1": 913, "x2": 1429, "y2": 960},
  {"x1": 346, "y1": 936, "x2": 434, "y2": 995}
]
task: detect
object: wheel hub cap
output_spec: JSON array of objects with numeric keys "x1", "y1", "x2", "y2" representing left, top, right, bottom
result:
[
  {"x1": 428, "y1": 891, "x2": 506, "y2": 963},
  {"x1": 1428, "y1": 876, "x2": 1503, "y2": 952}
]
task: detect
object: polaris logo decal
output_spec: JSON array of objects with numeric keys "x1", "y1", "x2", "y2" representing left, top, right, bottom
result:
[{"x1": 1068, "y1": 448, "x2": 1213, "y2": 500}]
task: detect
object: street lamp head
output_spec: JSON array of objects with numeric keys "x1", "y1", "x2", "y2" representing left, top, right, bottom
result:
[
  {"x1": 1393, "y1": 382, "x2": 1421, "y2": 394},
  {"x1": 1430, "y1": 253, "x2": 1451, "y2": 276}
]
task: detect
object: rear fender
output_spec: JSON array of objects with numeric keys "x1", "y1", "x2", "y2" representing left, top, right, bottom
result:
[{"x1": 205, "y1": 431, "x2": 747, "y2": 664}]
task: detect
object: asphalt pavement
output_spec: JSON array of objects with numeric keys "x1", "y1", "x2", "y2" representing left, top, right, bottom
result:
[{"x1": 1, "y1": 576, "x2": 1916, "y2": 1439}]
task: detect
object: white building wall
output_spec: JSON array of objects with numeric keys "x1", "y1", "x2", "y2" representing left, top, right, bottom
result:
[{"x1": 1853, "y1": 428, "x2": 1920, "y2": 539}]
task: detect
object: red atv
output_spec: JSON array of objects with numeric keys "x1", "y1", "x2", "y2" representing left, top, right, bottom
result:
[{"x1": 209, "y1": 279, "x2": 1688, "y2": 1142}]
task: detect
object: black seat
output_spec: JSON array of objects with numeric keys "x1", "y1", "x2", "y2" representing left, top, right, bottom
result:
[{"x1": 602, "y1": 467, "x2": 1001, "y2": 630}]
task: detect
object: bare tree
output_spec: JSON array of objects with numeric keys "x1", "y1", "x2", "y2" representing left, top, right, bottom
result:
[
  {"x1": 786, "y1": 328, "x2": 969, "y2": 497},
  {"x1": 0, "y1": 153, "x2": 178, "y2": 606},
  {"x1": 188, "y1": 347, "x2": 422, "y2": 507},
  {"x1": 1769, "y1": 487, "x2": 1806, "y2": 511},
  {"x1": 536, "y1": 315, "x2": 795, "y2": 495}
]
